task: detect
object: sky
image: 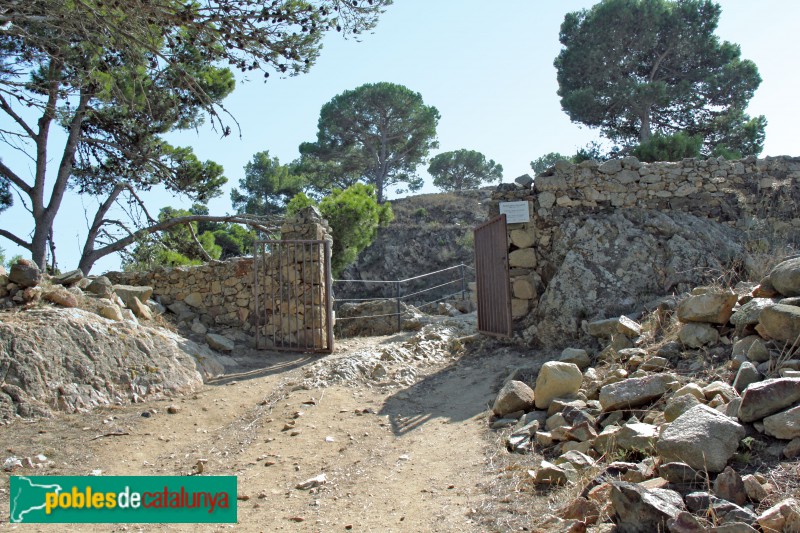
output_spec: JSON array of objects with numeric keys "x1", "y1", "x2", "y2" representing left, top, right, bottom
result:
[{"x1": 2, "y1": 0, "x2": 799, "y2": 274}]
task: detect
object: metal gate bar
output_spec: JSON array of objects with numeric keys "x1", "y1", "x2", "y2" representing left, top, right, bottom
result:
[
  {"x1": 473, "y1": 214, "x2": 512, "y2": 337},
  {"x1": 254, "y1": 239, "x2": 333, "y2": 353}
]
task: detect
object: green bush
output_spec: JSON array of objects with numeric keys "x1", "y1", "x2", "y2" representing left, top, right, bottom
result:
[
  {"x1": 632, "y1": 132, "x2": 702, "y2": 162},
  {"x1": 287, "y1": 184, "x2": 393, "y2": 276}
]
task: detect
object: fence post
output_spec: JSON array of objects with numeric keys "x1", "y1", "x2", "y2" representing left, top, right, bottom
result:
[
  {"x1": 460, "y1": 263, "x2": 466, "y2": 301},
  {"x1": 395, "y1": 280, "x2": 402, "y2": 333}
]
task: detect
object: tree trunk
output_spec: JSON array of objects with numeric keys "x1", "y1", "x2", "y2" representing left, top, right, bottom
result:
[{"x1": 640, "y1": 110, "x2": 652, "y2": 143}]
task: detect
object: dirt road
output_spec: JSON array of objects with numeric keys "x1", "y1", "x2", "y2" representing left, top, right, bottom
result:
[{"x1": 1, "y1": 315, "x2": 543, "y2": 532}]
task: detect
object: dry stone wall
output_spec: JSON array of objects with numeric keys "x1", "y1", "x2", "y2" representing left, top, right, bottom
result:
[
  {"x1": 107, "y1": 207, "x2": 332, "y2": 349},
  {"x1": 490, "y1": 155, "x2": 800, "y2": 346}
]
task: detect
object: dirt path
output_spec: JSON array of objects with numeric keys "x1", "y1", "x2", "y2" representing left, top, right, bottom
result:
[{"x1": 0, "y1": 316, "x2": 541, "y2": 532}]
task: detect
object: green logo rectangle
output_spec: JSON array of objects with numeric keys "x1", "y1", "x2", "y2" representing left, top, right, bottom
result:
[{"x1": 10, "y1": 476, "x2": 237, "y2": 523}]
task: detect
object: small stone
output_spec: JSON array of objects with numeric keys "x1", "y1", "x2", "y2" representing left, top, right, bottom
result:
[
  {"x1": 559, "y1": 348, "x2": 591, "y2": 370},
  {"x1": 763, "y1": 405, "x2": 800, "y2": 440},
  {"x1": 559, "y1": 497, "x2": 600, "y2": 524},
  {"x1": 673, "y1": 383, "x2": 705, "y2": 401},
  {"x1": 167, "y1": 405, "x2": 180, "y2": 414},
  {"x1": 610, "y1": 481, "x2": 684, "y2": 533},
  {"x1": 296, "y1": 473, "x2": 327, "y2": 490},
  {"x1": 759, "y1": 304, "x2": 800, "y2": 343},
  {"x1": 42, "y1": 288, "x2": 79, "y2": 308},
  {"x1": 738, "y1": 378, "x2": 800, "y2": 423},
  {"x1": 769, "y1": 257, "x2": 800, "y2": 297},
  {"x1": 53, "y1": 269, "x2": 84, "y2": 286},
  {"x1": 702, "y1": 381, "x2": 736, "y2": 402},
  {"x1": 531, "y1": 460, "x2": 570, "y2": 486},
  {"x1": 741, "y1": 474, "x2": 768, "y2": 503},
  {"x1": 664, "y1": 393, "x2": 701, "y2": 423},
  {"x1": 98, "y1": 305, "x2": 123, "y2": 321},
  {"x1": 783, "y1": 438, "x2": 800, "y2": 459},
  {"x1": 733, "y1": 362, "x2": 761, "y2": 394},
  {"x1": 599, "y1": 375, "x2": 669, "y2": 412},
  {"x1": 756, "y1": 498, "x2": 800, "y2": 533},
  {"x1": 714, "y1": 466, "x2": 747, "y2": 506},
  {"x1": 657, "y1": 462, "x2": 706, "y2": 485},
  {"x1": 8, "y1": 259, "x2": 41, "y2": 288}
]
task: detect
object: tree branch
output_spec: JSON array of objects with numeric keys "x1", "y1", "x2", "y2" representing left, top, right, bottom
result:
[
  {"x1": 187, "y1": 222, "x2": 214, "y2": 261},
  {"x1": 0, "y1": 229, "x2": 32, "y2": 250},
  {"x1": 0, "y1": 160, "x2": 32, "y2": 195},
  {"x1": 0, "y1": 92, "x2": 37, "y2": 139}
]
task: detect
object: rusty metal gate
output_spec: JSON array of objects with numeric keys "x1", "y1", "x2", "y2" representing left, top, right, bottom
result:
[
  {"x1": 254, "y1": 239, "x2": 334, "y2": 353},
  {"x1": 473, "y1": 214, "x2": 512, "y2": 337}
]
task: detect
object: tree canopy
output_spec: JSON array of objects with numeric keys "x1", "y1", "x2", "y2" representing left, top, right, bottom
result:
[
  {"x1": 554, "y1": 0, "x2": 765, "y2": 156},
  {"x1": 231, "y1": 151, "x2": 307, "y2": 217},
  {"x1": 0, "y1": 0, "x2": 391, "y2": 272},
  {"x1": 428, "y1": 149, "x2": 503, "y2": 192},
  {"x1": 299, "y1": 82, "x2": 439, "y2": 203}
]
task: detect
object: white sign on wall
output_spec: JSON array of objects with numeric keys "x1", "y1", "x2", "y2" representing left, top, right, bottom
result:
[{"x1": 498, "y1": 201, "x2": 530, "y2": 224}]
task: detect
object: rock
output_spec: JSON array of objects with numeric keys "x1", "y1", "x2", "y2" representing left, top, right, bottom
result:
[
  {"x1": 657, "y1": 462, "x2": 706, "y2": 485},
  {"x1": 656, "y1": 404, "x2": 746, "y2": 473},
  {"x1": 714, "y1": 466, "x2": 747, "y2": 506},
  {"x1": 586, "y1": 316, "x2": 641, "y2": 338},
  {"x1": 769, "y1": 257, "x2": 800, "y2": 297},
  {"x1": 166, "y1": 405, "x2": 180, "y2": 414},
  {"x1": 556, "y1": 450, "x2": 596, "y2": 470},
  {"x1": 664, "y1": 394, "x2": 701, "y2": 423},
  {"x1": 763, "y1": 405, "x2": 800, "y2": 440},
  {"x1": 53, "y1": 269, "x2": 84, "y2": 286},
  {"x1": 667, "y1": 511, "x2": 712, "y2": 533},
  {"x1": 129, "y1": 296, "x2": 153, "y2": 320},
  {"x1": 741, "y1": 474, "x2": 768, "y2": 503},
  {"x1": 732, "y1": 335, "x2": 762, "y2": 358},
  {"x1": 737, "y1": 378, "x2": 800, "y2": 423},
  {"x1": 703, "y1": 381, "x2": 736, "y2": 402},
  {"x1": 673, "y1": 383, "x2": 705, "y2": 401},
  {"x1": 492, "y1": 380, "x2": 535, "y2": 417},
  {"x1": 559, "y1": 348, "x2": 591, "y2": 370},
  {"x1": 98, "y1": 305, "x2": 123, "y2": 321},
  {"x1": 746, "y1": 340, "x2": 770, "y2": 363},
  {"x1": 730, "y1": 298, "x2": 777, "y2": 328},
  {"x1": 599, "y1": 375, "x2": 668, "y2": 412},
  {"x1": 508, "y1": 248, "x2": 537, "y2": 268},
  {"x1": 559, "y1": 497, "x2": 600, "y2": 524},
  {"x1": 296, "y1": 473, "x2": 327, "y2": 490},
  {"x1": 531, "y1": 210, "x2": 744, "y2": 347},
  {"x1": 8, "y1": 259, "x2": 41, "y2": 288},
  {"x1": 531, "y1": 460, "x2": 570, "y2": 486},
  {"x1": 565, "y1": 421, "x2": 597, "y2": 442},
  {"x1": 146, "y1": 300, "x2": 166, "y2": 315},
  {"x1": 758, "y1": 304, "x2": 800, "y2": 342},
  {"x1": 610, "y1": 481, "x2": 684, "y2": 533},
  {"x1": 184, "y1": 292, "x2": 204, "y2": 308},
  {"x1": 733, "y1": 362, "x2": 761, "y2": 394},
  {"x1": 677, "y1": 291, "x2": 738, "y2": 324},
  {"x1": 191, "y1": 320, "x2": 208, "y2": 335},
  {"x1": 205, "y1": 333, "x2": 235, "y2": 352},
  {"x1": 514, "y1": 174, "x2": 533, "y2": 187},
  {"x1": 86, "y1": 276, "x2": 114, "y2": 299},
  {"x1": 757, "y1": 498, "x2": 800, "y2": 533},
  {"x1": 42, "y1": 288, "x2": 79, "y2": 308},
  {"x1": 640, "y1": 356, "x2": 668, "y2": 372},
  {"x1": 678, "y1": 322, "x2": 719, "y2": 348},
  {"x1": 784, "y1": 438, "x2": 800, "y2": 459},
  {"x1": 113, "y1": 285, "x2": 154, "y2": 310},
  {"x1": 534, "y1": 362, "x2": 583, "y2": 409},
  {"x1": 0, "y1": 307, "x2": 224, "y2": 418},
  {"x1": 613, "y1": 422, "x2": 659, "y2": 452}
]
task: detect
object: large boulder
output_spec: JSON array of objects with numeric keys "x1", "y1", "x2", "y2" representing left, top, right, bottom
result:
[
  {"x1": 492, "y1": 380, "x2": 536, "y2": 417},
  {"x1": 769, "y1": 257, "x2": 800, "y2": 297},
  {"x1": 534, "y1": 362, "x2": 583, "y2": 409},
  {"x1": 677, "y1": 291, "x2": 738, "y2": 324},
  {"x1": 8, "y1": 259, "x2": 41, "y2": 288},
  {"x1": 530, "y1": 209, "x2": 742, "y2": 347},
  {"x1": 656, "y1": 404, "x2": 746, "y2": 473},
  {"x1": 758, "y1": 304, "x2": 800, "y2": 343},
  {"x1": 0, "y1": 307, "x2": 224, "y2": 418}
]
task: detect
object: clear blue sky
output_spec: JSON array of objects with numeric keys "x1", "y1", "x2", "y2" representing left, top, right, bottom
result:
[{"x1": 2, "y1": 0, "x2": 798, "y2": 273}]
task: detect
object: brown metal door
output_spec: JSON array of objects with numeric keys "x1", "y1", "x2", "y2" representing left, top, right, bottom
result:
[
  {"x1": 254, "y1": 239, "x2": 334, "y2": 353},
  {"x1": 473, "y1": 214, "x2": 512, "y2": 337}
]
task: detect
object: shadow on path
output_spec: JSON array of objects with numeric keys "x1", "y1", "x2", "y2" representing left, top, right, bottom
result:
[{"x1": 379, "y1": 345, "x2": 537, "y2": 436}]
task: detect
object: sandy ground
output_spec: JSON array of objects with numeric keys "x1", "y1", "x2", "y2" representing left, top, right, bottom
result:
[{"x1": 0, "y1": 316, "x2": 545, "y2": 532}]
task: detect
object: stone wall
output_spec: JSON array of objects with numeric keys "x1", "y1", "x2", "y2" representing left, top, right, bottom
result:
[
  {"x1": 107, "y1": 207, "x2": 333, "y2": 349},
  {"x1": 489, "y1": 155, "x2": 800, "y2": 346}
]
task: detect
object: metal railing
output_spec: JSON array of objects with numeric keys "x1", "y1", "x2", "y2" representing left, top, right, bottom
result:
[{"x1": 333, "y1": 263, "x2": 474, "y2": 333}]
